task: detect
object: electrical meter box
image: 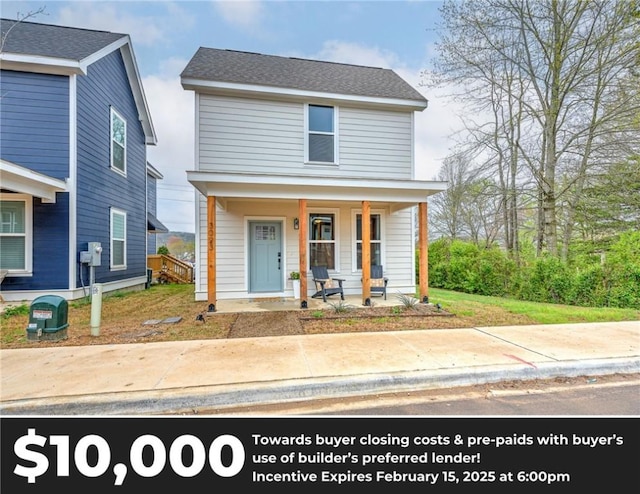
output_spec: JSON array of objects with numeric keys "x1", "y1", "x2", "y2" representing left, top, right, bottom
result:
[
  {"x1": 88, "y1": 242, "x2": 102, "y2": 266},
  {"x1": 26, "y1": 295, "x2": 69, "y2": 341}
]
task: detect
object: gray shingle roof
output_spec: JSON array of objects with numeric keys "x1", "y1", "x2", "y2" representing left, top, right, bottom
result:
[
  {"x1": 181, "y1": 47, "x2": 427, "y2": 103},
  {"x1": 1, "y1": 18, "x2": 126, "y2": 61}
]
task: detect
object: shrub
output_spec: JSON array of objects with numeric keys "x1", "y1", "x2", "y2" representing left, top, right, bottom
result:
[
  {"x1": 446, "y1": 240, "x2": 480, "y2": 292},
  {"x1": 421, "y1": 231, "x2": 640, "y2": 309},
  {"x1": 423, "y1": 238, "x2": 451, "y2": 287},
  {"x1": 520, "y1": 255, "x2": 574, "y2": 304},
  {"x1": 602, "y1": 230, "x2": 640, "y2": 309},
  {"x1": 395, "y1": 292, "x2": 419, "y2": 309},
  {"x1": 572, "y1": 265, "x2": 607, "y2": 307},
  {"x1": 474, "y1": 247, "x2": 515, "y2": 296},
  {"x1": 605, "y1": 264, "x2": 640, "y2": 309}
]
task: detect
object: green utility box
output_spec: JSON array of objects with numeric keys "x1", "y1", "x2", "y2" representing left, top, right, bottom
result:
[{"x1": 26, "y1": 295, "x2": 69, "y2": 341}]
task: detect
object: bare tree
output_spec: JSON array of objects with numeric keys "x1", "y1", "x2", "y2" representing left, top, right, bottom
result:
[
  {"x1": 425, "y1": 0, "x2": 640, "y2": 257},
  {"x1": 429, "y1": 154, "x2": 475, "y2": 239}
]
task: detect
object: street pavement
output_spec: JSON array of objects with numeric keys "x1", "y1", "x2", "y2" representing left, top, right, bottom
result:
[{"x1": 1, "y1": 319, "x2": 638, "y2": 416}]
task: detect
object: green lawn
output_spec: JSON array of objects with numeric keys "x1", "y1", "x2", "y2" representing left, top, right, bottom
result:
[
  {"x1": 2, "y1": 285, "x2": 638, "y2": 349},
  {"x1": 429, "y1": 288, "x2": 640, "y2": 325}
]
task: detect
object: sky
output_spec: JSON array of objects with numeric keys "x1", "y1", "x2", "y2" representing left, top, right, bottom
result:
[{"x1": 2, "y1": 0, "x2": 461, "y2": 233}]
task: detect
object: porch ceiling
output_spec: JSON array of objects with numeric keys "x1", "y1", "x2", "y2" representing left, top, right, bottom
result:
[
  {"x1": 0, "y1": 159, "x2": 68, "y2": 203},
  {"x1": 187, "y1": 171, "x2": 447, "y2": 210}
]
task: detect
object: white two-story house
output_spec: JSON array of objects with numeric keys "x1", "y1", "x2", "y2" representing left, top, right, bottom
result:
[{"x1": 180, "y1": 48, "x2": 446, "y2": 311}]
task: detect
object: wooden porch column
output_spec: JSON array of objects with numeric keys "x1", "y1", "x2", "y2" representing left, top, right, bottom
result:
[
  {"x1": 207, "y1": 196, "x2": 217, "y2": 311},
  {"x1": 298, "y1": 199, "x2": 308, "y2": 309},
  {"x1": 362, "y1": 200, "x2": 371, "y2": 306},
  {"x1": 418, "y1": 201, "x2": 429, "y2": 303}
]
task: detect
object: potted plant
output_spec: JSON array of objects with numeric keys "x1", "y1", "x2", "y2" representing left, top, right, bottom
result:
[{"x1": 290, "y1": 271, "x2": 301, "y2": 299}]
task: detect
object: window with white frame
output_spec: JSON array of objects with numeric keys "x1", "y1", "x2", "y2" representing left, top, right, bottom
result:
[
  {"x1": 110, "y1": 107, "x2": 126, "y2": 174},
  {"x1": 0, "y1": 196, "x2": 31, "y2": 272},
  {"x1": 354, "y1": 212, "x2": 383, "y2": 270},
  {"x1": 306, "y1": 104, "x2": 336, "y2": 164},
  {"x1": 309, "y1": 212, "x2": 338, "y2": 270},
  {"x1": 110, "y1": 208, "x2": 126, "y2": 269}
]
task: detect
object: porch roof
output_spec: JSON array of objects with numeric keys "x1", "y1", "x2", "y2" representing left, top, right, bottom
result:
[
  {"x1": 187, "y1": 171, "x2": 448, "y2": 211},
  {"x1": 147, "y1": 212, "x2": 169, "y2": 233},
  {"x1": 0, "y1": 159, "x2": 68, "y2": 203}
]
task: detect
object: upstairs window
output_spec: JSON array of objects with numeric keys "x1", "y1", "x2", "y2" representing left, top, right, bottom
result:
[
  {"x1": 111, "y1": 108, "x2": 126, "y2": 175},
  {"x1": 307, "y1": 104, "x2": 336, "y2": 164}
]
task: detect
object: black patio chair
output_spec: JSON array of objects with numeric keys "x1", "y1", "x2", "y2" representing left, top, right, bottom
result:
[
  {"x1": 361, "y1": 264, "x2": 388, "y2": 300},
  {"x1": 311, "y1": 266, "x2": 345, "y2": 302},
  {"x1": 368, "y1": 264, "x2": 388, "y2": 300}
]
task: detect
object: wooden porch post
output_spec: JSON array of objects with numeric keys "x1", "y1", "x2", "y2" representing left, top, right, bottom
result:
[
  {"x1": 207, "y1": 196, "x2": 217, "y2": 311},
  {"x1": 418, "y1": 201, "x2": 429, "y2": 303},
  {"x1": 298, "y1": 199, "x2": 308, "y2": 309},
  {"x1": 362, "y1": 200, "x2": 371, "y2": 306}
]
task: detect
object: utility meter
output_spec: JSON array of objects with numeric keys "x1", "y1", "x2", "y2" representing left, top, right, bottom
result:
[{"x1": 87, "y1": 242, "x2": 102, "y2": 266}]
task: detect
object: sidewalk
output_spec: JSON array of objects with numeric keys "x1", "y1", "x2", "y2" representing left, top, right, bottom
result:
[{"x1": 1, "y1": 320, "x2": 638, "y2": 415}]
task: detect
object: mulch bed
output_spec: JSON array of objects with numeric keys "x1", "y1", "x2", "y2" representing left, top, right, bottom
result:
[
  {"x1": 299, "y1": 304, "x2": 454, "y2": 320},
  {"x1": 227, "y1": 304, "x2": 455, "y2": 338},
  {"x1": 228, "y1": 311, "x2": 305, "y2": 338}
]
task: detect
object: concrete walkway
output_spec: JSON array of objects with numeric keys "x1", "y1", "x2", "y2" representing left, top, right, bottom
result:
[{"x1": 1, "y1": 319, "x2": 638, "y2": 415}]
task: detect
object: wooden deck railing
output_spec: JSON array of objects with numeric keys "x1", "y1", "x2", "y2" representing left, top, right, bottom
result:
[{"x1": 147, "y1": 254, "x2": 194, "y2": 284}]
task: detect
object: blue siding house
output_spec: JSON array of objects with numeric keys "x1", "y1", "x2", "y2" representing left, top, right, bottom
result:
[
  {"x1": 146, "y1": 162, "x2": 168, "y2": 255},
  {"x1": 0, "y1": 18, "x2": 158, "y2": 301}
]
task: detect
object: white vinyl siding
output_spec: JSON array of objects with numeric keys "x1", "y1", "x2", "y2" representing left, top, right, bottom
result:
[
  {"x1": 385, "y1": 207, "x2": 414, "y2": 280},
  {"x1": 197, "y1": 95, "x2": 414, "y2": 180},
  {"x1": 193, "y1": 198, "x2": 415, "y2": 300},
  {"x1": 198, "y1": 95, "x2": 303, "y2": 174},
  {"x1": 339, "y1": 107, "x2": 413, "y2": 179}
]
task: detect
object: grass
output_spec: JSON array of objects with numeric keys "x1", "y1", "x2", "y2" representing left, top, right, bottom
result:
[
  {"x1": 1, "y1": 284, "x2": 638, "y2": 349},
  {"x1": 429, "y1": 288, "x2": 640, "y2": 325},
  {"x1": 0, "y1": 284, "x2": 232, "y2": 347}
]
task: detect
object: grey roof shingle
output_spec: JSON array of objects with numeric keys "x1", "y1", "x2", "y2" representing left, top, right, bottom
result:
[
  {"x1": 1, "y1": 18, "x2": 126, "y2": 61},
  {"x1": 181, "y1": 47, "x2": 427, "y2": 103}
]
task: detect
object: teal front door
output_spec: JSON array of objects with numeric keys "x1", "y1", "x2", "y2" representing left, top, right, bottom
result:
[{"x1": 249, "y1": 221, "x2": 283, "y2": 293}]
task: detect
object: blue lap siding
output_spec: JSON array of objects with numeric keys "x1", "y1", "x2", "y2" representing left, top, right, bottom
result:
[
  {"x1": 147, "y1": 173, "x2": 158, "y2": 255},
  {"x1": 0, "y1": 71, "x2": 69, "y2": 179},
  {"x1": 1, "y1": 50, "x2": 148, "y2": 294},
  {"x1": 76, "y1": 49, "x2": 147, "y2": 287},
  {"x1": 0, "y1": 70, "x2": 70, "y2": 290}
]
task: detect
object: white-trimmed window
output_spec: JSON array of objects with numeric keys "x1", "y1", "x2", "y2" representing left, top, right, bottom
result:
[
  {"x1": 110, "y1": 208, "x2": 127, "y2": 269},
  {"x1": 0, "y1": 194, "x2": 32, "y2": 273},
  {"x1": 305, "y1": 104, "x2": 338, "y2": 164},
  {"x1": 353, "y1": 211, "x2": 384, "y2": 270},
  {"x1": 110, "y1": 107, "x2": 126, "y2": 175},
  {"x1": 309, "y1": 210, "x2": 340, "y2": 270}
]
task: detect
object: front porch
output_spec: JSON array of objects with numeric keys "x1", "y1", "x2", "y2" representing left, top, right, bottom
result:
[
  {"x1": 188, "y1": 171, "x2": 447, "y2": 312},
  {"x1": 211, "y1": 293, "x2": 414, "y2": 314}
]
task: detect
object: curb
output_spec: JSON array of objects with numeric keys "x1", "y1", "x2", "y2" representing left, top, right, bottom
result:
[{"x1": 2, "y1": 357, "x2": 638, "y2": 416}]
